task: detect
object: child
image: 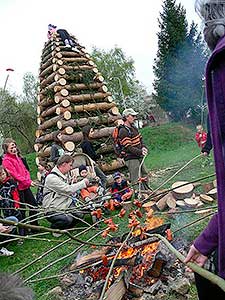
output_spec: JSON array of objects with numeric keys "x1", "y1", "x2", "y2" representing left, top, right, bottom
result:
[
  {"x1": 195, "y1": 125, "x2": 207, "y2": 149},
  {"x1": 78, "y1": 165, "x2": 104, "y2": 202},
  {"x1": 0, "y1": 166, "x2": 22, "y2": 222},
  {"x1": 36, "y1": 162, "x2": 51, "y2": 205},
  {"x1": 111, "y1": 172, "x2": 133, "y2": 202}
]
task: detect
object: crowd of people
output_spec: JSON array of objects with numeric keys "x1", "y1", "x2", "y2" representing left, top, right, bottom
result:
[{"x1": 0, "y1": 108, "x2": 149, "y2": 254}]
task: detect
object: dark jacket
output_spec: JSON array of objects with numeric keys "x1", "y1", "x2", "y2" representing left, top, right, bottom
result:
[
  {"x1": 201, "y1": 116, "x2": 213, "y2": 154},
  {"x1": 197, "y1": 34, "x2": 225, "y2": 278},
  {"x1": 118, "y1": 125, "x2": 145, "y2": 160},
  {"x1": 0, "y1": 177, "x2": 22, "y2": 220},
  {"x1": 80, "y1": 140, "x2": 100, "y2": 161}
]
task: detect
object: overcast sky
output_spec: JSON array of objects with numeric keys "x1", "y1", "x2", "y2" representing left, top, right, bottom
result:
[{"x1": 0, "y1": 0, "x2": 201, "y2": 95}]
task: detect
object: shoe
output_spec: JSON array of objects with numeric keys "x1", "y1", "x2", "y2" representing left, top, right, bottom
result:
[
  {"x1": 64, "y1": 44, "x2": 72, "y2": 48},
  {"x1": 0, "y1": 247, "x2": 14, "y2": 256},
  {"x1": 52, "y1": 232, "x2": 62, "y2": 237}
]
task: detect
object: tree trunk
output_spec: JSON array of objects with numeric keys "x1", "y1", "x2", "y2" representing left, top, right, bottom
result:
[
  {"x1": 54, "y1": 83, "x2": 107, "y2": 93},
  {"x1": 56, "y1": 102, "x2": 116, "y2": 114},
  {"x1": 38, "y1": 115, "x2": 63, "y2": 130},
  {"x1": 55, "y1": 92, "x2": 112, "y2": 104}
]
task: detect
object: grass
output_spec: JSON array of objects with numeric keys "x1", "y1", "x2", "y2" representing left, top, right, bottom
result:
[{"x1": 0, "y1": 122, "x2": 217, "y2": 299}]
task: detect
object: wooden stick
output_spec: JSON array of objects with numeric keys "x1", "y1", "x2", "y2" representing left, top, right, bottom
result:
[
  {"x1": 25, "y1": 229, "x2": 104, "y2": 283},
  {"x1": 99, "y1": 228, "x2": 134, "y2": 300},
  {"x1": 145, "y1": 233, "x2": 225, "y2": 292}
]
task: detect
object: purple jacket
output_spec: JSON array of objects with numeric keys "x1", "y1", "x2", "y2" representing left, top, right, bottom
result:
[{"x1": 194, "y1": 35, "x2": 225, "y2": 278}]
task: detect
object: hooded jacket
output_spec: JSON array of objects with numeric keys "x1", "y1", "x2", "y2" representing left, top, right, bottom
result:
[
  {"x1": 2, "y1": 153, "x2": 32, "y2": 191},
  {"x1": 42, "y1": 166, "x2": 87, "y2": 211}
]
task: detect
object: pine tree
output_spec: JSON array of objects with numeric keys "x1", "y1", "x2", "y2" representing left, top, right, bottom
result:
[{"x1": 153, "y1": 0, "x2": 208, "y2": 121}]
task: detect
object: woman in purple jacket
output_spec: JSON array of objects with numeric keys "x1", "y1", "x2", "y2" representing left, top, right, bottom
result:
[
  {"x1": 185, "y1": 1, "x2": 225, "y2": 298},
  {"x1": 2, "y1": 138, "x2": 38, "y2": 228}
]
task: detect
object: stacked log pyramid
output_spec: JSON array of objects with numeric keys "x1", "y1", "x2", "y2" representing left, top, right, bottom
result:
[{"x1": 34, "y1": 32, "x2": 125, "y2": 172}]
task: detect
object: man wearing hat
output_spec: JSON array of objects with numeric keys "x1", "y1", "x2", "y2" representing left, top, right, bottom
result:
[{"x1": 118, "y1": 108, "x2": 149, "y2": 189}]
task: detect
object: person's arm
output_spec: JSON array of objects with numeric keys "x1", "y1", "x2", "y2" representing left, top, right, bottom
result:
[
  {"x1": 184, "y1": 214, "x2": 218, "y2": 268},
  {"x1": 46, "y1": 174, "x2": 88, "y2": 195},
  {"x1": 3, "y1": 159, "x2": 31, "y2": 187},
  {"x1": 201, "y1": 131, "x2": 212, "y2": 155}
]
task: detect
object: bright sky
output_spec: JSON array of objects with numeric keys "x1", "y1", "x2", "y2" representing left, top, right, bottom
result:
[{"x1": 0, "y1": 0, "x2": 201, "y2": 95}]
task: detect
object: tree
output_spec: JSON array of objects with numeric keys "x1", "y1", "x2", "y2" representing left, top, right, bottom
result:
[
  {"x1": 153, "y1": 0, "x2": 208, "y2": 121},
  {"x1": 0, "y1": 72, "x2": 38, "y2": 153},
  {"x1": 91, "y1": 47, "x2": 143, "y2": 111}
]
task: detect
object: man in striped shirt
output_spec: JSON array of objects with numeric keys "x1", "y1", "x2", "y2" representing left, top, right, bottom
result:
[{"x1": 118, "y1": 108, "x2": 149, "y2": 190}]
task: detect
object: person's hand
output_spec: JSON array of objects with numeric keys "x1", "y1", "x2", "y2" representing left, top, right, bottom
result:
[
  {"x1": 0, "y1": 223, "x2": 11, "y2": 233},
  {"x1": 83, "y1": 178, "x2": 89, "y2": 186},
  {"x1": 142, "y1": 147, "x2": 148, "y2": 156},
  {"x1": 184, "y1": 245, "x2": 208, "y2": 271},
  {"x1": 30, "y1": 181, "x2": 36, "y2": 187},
  {"x1": 201, "y1": 151, "x2": 209, "y2": 157}
]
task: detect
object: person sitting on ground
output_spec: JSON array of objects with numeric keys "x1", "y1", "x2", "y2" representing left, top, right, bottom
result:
[
  {"x1": 50, "y1": 131, "x2": 65, "y2": 165},
  {"x1": 195, "y1": 124, "x2": 207, "y2": 149},
  {"x1": 0, "y1": 272, "x2": 34, "y2": 300},
  {"x1": 42, "y1": 155, "x2": 89, "y2": 230},
  {"x1": 0, "y1": 217, "x2": 18, "y2": 257},
  {"x1": 0, "y1": 166, "x2": 22, "y2": 222},
  {"x1": 81, "y1": 125, "x2": 107, "y2": 188},
  {"x1": 77, "y1": 164, "x2": 104, "y2": 202},
  {"x1": 36, "y1": 162, "x2": 52, "y2": 205},
  {"x1": 47, "y1": 24, "x2": 78, "y2": 49},
  {"x1": 111, "y1": 172, "x2": 133, "y2": 203},
  {"x1": 2, "y1": 139, "x2": 39, "y2": 229}
]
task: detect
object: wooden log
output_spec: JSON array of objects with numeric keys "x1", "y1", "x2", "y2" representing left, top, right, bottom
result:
[
  {"x1": 166, "y1": 196, "x2": 177, "y2": 209},
  {"x1": 184, "y1": 198, "x2": 200, "y2": 207},
  {"x1": 63, "y1": 92, "x2": 112, "y2": 103},
  {"x1": 213, "y1": 179, "x2": 217, "y2": 187},
  {"x1": 40, "y1": 104, "x2": 60, "y2": 118},
  {"x1": 60, "y1": 51, "x2": 84, "y2": 57},
  {"x1": 35, "y1": 129, "x2": 43, "y2": 138},
  {"x1": 156, "y1": 192, "x2": 174, "y2": 211},
  {"x1": 109, "y1": 107, "x2": 120, "y2": 115},
  {"x1": 64, "y1": 141, "x2": 75, "y2": 152},
  {"x1": 176, "y1": 200, "x2": 186, "y2": 207},
  {"x1": 57, "y1": 114, "x2": 121, "y2": 129},
  {"x1": 38, "y1": 116, "x2": 62, "y2": 130},
  {"x1": 34, "y1": 143, "x2": 44, "y2": 152},
  {"x1": 53, "y1": 82, "x2": 107, "y2": 93},
  {"x1": 39, "y1": 64, "x2": 54, "y2": 78},
  {"x1": 207, "y1": 188, "x2": 217, "y2": 200},
  {"x1": 60, "y1": 126, "x2": 115, "y2": 143},
  {"x1": 36, "y1": 132, "x2": 55, "y2": 143},
  {"x1": 63, "y1": 111, "x2": 72, "y2": 120},
  {"x1": 37, "y1": 116, "x2": 44, "y2": 125},
  {"x1": 199, "y1": 194, "x2": 214, "y2": 203},
  {"x1": 142, "y1": 201, "x2": 156, "y2": 212},
  {"x1": 40, "y1": 72, "x2": 57, "y2": 87},
  {"x1": 39, "y1": 100, "x2": 70, "y2": 117},
  {"x1": 104, "y1": 276, "x2": 126, "y2": 300},
  {"x1": 56, "y1": 102, "x2": 116, "y2": 114},
  {"x1": 171, "y1": 181, "x2": 194, "y2": 200},
  {"x1": 62, "y1": 57, "x2": 89, "y2": 63},
  {"x1": 98, "y1": 159, "x2": 125, "y2": 172}
]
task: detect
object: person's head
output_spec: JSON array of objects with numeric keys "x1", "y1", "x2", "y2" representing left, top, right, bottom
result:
[
  {"x1": 113, "y1": 171, "x2": 122, "y2": 184},
  {"x1": 0, "y1": 272, "x2": 34, "y2": 300},
  {"x1": 195, "y1": 0, "x2": 225, "y2": 50},
  {"x1": 2, "y1": 138, "x2": 17, "y2": 155},
  {"x1": 38, "y1": 161, "x2": 51, "y2": 173},
  {"x1": 56, "y1": 155, "x2": 74, "y2": 174},
  {"x1": 0, "y1": 166, "x2": 9, "y2": 183},
  {"x1": 82, "y1": 125, "x2": 94, "y2": 140},
  {"x1": 79, "y1": 165, "x2": 88, "y2": 177},
  {"x1": 196, "y1": 124, "x2": 204, "y2": 133},
  {"x1": 122, "y1": 108, "x2": 138, "y2": 125}
]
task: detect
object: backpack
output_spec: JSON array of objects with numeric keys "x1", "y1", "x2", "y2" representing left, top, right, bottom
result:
[{"x1": 112, "y1": 125, "x2": 132, "y2": 158}]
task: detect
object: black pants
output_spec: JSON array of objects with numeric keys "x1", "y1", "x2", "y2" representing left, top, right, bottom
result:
[
  {"x1": 195, "y1": 273, "x2": 225, "y2": 300},
  {"x1": 46, "y1": 212, "x2": 75, "y2": 230},
  {"x1": 57, "y1": 29, "x2": 75, "y2": 46},
  {"x1": 19, "y1": 188, "x2": 39, "y2": 226}
]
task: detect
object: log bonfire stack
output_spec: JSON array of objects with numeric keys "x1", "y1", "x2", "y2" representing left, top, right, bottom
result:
[{"x1": 35, "y1": 32, "x2": 125, "y2": 173}]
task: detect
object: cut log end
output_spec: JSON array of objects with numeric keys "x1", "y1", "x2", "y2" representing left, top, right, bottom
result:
[{"x1": 64, "y1": 141, "x2": 75, "y2": 152}]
